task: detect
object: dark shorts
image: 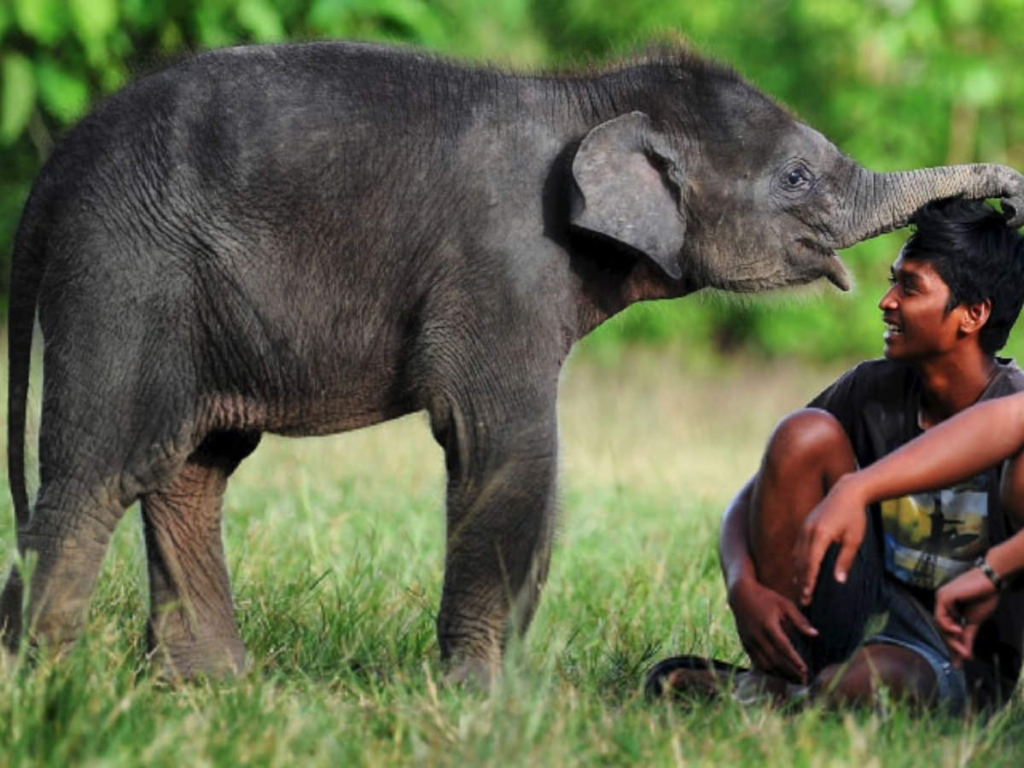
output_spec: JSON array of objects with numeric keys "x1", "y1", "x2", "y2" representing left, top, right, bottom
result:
[{"x1": 797, "y1": 508, "x2": 967, "y2": 714}]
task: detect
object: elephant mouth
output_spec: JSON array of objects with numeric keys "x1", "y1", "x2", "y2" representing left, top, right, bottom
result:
[{"x1": 798, "y1": 238, "x2": 851, "y2": 292}]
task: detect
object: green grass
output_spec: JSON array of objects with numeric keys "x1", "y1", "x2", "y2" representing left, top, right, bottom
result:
[{"x1": 1, "y1": 339, "x2": 1023, "y2": 766}]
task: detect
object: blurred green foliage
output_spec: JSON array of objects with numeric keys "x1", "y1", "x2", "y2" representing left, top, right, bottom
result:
[{"x1": 2, "y1": 0, "x2": 1024, "y2": 362}]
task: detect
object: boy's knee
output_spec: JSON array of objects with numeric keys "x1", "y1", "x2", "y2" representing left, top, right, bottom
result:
[{"x1": 763, "y1": 408, "x2": 852, "y2": 481}]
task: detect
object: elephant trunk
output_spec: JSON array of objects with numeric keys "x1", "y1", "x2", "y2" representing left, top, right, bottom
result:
[{"x1": 832, "y1": 164, "x2": 1024, "y2": 249}]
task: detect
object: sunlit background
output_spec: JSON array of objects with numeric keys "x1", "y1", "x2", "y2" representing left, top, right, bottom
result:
[{"x1": 2, "y1": 0, "x2": 1024, "y2": 362}]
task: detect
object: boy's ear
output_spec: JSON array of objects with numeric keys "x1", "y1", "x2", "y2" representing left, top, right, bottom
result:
[{"x1": 960, "y1": 299, "x2": 992, "y2": 335}]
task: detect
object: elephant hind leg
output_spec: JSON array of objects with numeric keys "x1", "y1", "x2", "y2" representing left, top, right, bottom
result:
[
  {"x1": 0, "y1": 348, "x2": 174, "y2": 655},
  {"x1": 0, "y1": 483, "x2": 129, "y2": 656},
  {"x1": 141, "y1": 430, "x2": 260, "y2": 679}
]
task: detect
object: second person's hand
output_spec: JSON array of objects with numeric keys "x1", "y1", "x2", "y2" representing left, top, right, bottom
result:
[{"x1": 794, "y1": 474, "x2": 869, "y2": 605}]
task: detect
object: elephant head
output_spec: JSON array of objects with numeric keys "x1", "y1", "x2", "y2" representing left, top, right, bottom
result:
[{"x1": 568, "y1": 62, "x2": 1024, "y2": 295}]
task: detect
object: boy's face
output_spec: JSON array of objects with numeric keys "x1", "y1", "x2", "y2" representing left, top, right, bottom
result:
[{"x1": 878, "y1": 252, "x2": 968, "y2": 361}]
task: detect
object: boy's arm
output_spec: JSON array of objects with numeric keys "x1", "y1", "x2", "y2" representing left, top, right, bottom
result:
[
  {"x1": 795, "y1": 391, "x2": 1024, "y2": 604},
  {"x1": 999, "y1": 448, "x2": 1024, "y2": 531},
  {"x1": 992, "y1": 439, "x2": 1024, "y2": 574}
]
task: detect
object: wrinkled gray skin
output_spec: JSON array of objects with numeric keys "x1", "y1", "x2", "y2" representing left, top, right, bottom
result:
[{"x1": 4, "y1": 42, "x2": 1024, "y2": 684}]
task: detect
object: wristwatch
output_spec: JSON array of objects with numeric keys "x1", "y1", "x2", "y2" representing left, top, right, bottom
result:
[{"x1": 975, "y1": 556, "x2": 1008, "y2": 592}]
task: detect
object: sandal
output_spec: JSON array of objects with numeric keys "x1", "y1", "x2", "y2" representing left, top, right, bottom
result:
[{"x1": 644, "y1": 654, "x2": 749, "y2": 700}]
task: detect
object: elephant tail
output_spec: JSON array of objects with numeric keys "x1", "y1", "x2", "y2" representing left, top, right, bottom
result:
[{"x1": 7, "y1": 197, "x2": 45, "y2": 533}]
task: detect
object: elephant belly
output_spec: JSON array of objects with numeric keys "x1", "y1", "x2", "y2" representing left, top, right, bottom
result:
[
  {"x1": 266, "y1": 393, "x2": 419, "y2": 437},
  {"x1": 199, "y1": 367, "x2": 420, "y2": 439}
]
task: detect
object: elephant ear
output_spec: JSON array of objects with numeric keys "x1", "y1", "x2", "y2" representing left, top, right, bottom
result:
[{"x1": 570, "y1": 111, "x2": 687, "y2": 280}]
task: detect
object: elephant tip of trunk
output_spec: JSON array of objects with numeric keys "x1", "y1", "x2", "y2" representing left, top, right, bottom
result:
[{"x1": 1002, "y1": 198, "x2": 1024, "y2": 229}]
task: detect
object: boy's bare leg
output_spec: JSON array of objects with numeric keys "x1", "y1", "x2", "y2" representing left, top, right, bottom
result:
[
  {"x1": 747, "y1": 409, "x2": 940, "y2": 707},
  {"x1": 655, "y1": 408, "x2": 939, "y2": 706},
  {"x1": 654, "y1": 408, "x2": 856, "y2": 700},
  {"x1": 748, "y1": 408, "x2": 857, "y2": 602}
]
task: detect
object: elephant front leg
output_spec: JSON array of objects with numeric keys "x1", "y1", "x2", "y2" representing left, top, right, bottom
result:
[
  {"x1": 433, "y1": 401, "x2": 558, "y2": 686},
  {"x1": 140, "y1": 433, "x2": 259, "y2": 678}
]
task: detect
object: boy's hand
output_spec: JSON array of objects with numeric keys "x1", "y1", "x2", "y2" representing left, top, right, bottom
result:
[
  {"x1": 934, "y1": 568, "x2": 1000, "y2": 666},
  {"x1": 793, "y1": 475, "x2": 868, "y2": 606},
  {"x1": 728, "y1": 577, "x2": 818, "y2": 683}
]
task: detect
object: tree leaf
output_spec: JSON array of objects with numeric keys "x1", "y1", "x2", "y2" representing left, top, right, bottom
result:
[
  {"x1": 159, "y1": 21, "x2": 185, "y2": 54},
  {"x1": 307, "y1": 0, "x2": 351, "y2": 37},
  {"x1": 194, "y1": 3, "x2": 236, "y2": 48},
  {"x1": 100, "y1": 63, "x2": 127, "y2": 93},
  {"x1": 960, "y1": 65, "x2": 1001, "y2": 108},
  {"x1": 370, "y1": 0, "x2": 449, "y2": 47},
  {"x1": 35, "y1": 58, "x2": 91, "y2": 123},
  {"x1": 121, "y1": 0, "x2": 167, "y2": 32},
  {"x1": 68, "y1": 0, "x2": 120, "y2": 43},
  {"x1": 0, "y1": 4, "x2": 11, "y2": 42},
  {"x1": 236, "y1": 0, "x2": 286, "y2": 43},
  {"x1": 14, "y1": 0, "x2": 67, "y2": 45},
  {"x1": 1, "y1": 53, "x2": 37, "y2": 145}
]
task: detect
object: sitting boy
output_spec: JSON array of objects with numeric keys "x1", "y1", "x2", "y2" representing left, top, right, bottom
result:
[{"x1": 651, "y1": 198, "x2": 1024, "y2": 713}]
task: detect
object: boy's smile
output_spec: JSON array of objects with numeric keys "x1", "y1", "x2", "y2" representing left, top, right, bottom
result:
[{"x1": 879, "y1": 254, "x2": 964, "y2": 361}]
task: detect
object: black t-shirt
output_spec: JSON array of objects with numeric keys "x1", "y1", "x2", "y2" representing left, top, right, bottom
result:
[{"x1": 808, "y1": 357, "x2": 1024, "y2": 708}]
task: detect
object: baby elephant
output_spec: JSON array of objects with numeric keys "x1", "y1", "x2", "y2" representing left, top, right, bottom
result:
[{"x1": 4, "y1": 40, "x2": 1024, "y2": 684}]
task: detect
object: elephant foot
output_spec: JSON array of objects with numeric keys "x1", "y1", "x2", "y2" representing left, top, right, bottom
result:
[
  {"x1": 0, "y1": 645, "x2": 17, "y2": 676},
  {"x1": 148, "y1": 639, "x2": 247, "y2": 682},
  {"x1": 0, "y1": 573, "x2": 24, "y2": 655},
  {"x1": 147, "y1": 613, "x2": 247, "y2": 681},
  {"x1": 441, "y1": 655, "x2": 500, "y2": 691}
]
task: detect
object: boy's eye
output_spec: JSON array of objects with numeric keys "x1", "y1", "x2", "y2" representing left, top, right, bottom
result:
[{"x1": 889, "y1": 273, "x2": 916, "y2": 293}]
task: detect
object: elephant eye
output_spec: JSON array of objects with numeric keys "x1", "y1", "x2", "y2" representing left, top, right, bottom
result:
[{"x1": 784, "y1": 165, "x2": 811, "y2": 188}]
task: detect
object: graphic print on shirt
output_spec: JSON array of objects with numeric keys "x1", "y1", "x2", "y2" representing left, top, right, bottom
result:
[{"x1": 880, "y1": 474, "x2": 989, "y2": 590}]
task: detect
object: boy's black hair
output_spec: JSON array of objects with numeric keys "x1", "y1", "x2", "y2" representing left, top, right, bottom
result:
[{"x1": 903, "y1": 198, "x2": 1024, "y2": 354}]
